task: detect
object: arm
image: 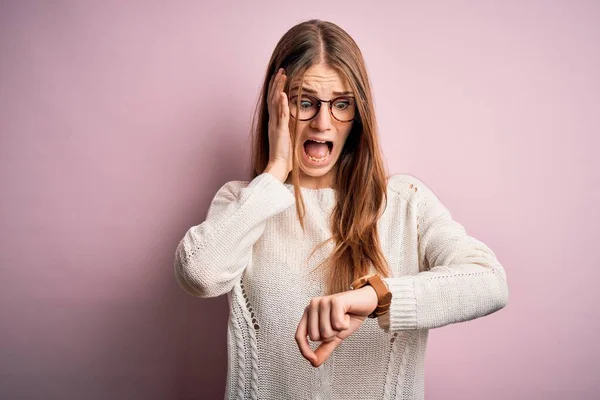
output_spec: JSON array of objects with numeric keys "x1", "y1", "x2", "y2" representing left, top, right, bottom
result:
[
  {"x1": 174, "y1": 171, "x2": 295, "y2": 298},
  {"x1": 378, "y1": 176, "x2": 509, "y2": 332}
]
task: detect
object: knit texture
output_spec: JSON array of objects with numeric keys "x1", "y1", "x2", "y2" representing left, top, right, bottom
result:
[{"x1": 174, "y1": 172, "x2": 509, "y2": 399}]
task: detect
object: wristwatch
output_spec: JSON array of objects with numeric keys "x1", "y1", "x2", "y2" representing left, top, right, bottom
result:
[{"x1": 349, "y1": 273, "x2": 392, "y2": 318}]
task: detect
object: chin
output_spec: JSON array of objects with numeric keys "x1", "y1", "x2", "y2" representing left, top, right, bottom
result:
[{"x1": 300, "y1": 167, "x2": 332, "y2": 177}]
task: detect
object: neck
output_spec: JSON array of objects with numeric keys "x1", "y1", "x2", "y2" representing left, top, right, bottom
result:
[{"x1": 286, "y1": 169, "x2": 337, "y2": 189}]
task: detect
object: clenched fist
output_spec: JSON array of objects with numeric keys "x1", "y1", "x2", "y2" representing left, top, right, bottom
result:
[{"x1": 295, "y1": 285, "x2": 379, "y2": 368}]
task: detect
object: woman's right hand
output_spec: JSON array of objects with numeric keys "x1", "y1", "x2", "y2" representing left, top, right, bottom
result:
[{"x1": 266, "y1": 68, "x2": 293, "y2": 181}]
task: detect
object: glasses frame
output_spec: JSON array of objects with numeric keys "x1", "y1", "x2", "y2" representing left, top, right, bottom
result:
[{"x1": 288, "y1": 93, "x2": 356, "y2": 122}]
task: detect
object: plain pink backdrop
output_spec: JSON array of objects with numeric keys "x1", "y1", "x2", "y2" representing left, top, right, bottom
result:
[{"x1": 1, "y1": 1, "x2": 598, "y2": 399}]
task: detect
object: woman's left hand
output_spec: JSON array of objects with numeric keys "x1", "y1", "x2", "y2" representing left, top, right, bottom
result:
[{"x1": 295, "y1": 285, "x2": 379, "y2": 368}]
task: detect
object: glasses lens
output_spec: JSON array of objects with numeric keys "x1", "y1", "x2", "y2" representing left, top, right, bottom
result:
[
  {"x1": 331, "y1": 97, "x2": 356, "y2": 122},
  {"x1": 289, "y1": 95, "x2": 356, "y2": 122}
]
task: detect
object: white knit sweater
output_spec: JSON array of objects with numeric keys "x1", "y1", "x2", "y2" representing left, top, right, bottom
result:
[{"x1": 174, "y1": 172, "x2": 509, "y2": 400}]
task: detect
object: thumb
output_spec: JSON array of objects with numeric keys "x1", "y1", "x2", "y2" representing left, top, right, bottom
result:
[{"x1": 312, "y1": 339, "x2": 341, "y2": 368}]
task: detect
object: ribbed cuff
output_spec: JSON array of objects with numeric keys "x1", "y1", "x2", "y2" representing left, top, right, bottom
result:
[{"x1": 377, "y1": 276, "x2": 418, "y2": 332}]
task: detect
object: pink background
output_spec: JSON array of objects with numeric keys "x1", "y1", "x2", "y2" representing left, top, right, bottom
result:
[{"x1": 1, "y1": 1, "x2": 598, "y2": 399}]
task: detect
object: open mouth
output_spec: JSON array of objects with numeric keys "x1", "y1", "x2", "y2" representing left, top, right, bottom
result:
[{"x1": 303, "y1": 139, "x2": 334, "y2": 163}]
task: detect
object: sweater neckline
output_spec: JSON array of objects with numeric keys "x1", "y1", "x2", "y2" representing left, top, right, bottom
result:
[
  {"x1": 283, "y1": 183, "x2": 337, "y2": 193},
  {"x1": 283, "y1": 183, "x2": 336, "y2": 212}
]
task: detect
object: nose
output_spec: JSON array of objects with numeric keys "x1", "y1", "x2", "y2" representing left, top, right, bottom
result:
[{"x1": 310, "y1": 102, "x2": 333, "y2": 131}]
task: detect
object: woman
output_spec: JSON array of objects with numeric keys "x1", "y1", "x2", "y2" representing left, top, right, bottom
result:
[{"x1": 174, "y1": 19, "x2": 509, "y2": 400}]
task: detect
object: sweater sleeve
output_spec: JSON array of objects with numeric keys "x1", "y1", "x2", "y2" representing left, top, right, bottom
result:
[
  {"x1": 174, "y1": 172, "x2": 296, "y2": 298},
  {"x1": 377, "y1": 175, "x2": 509, "y2": 332}
]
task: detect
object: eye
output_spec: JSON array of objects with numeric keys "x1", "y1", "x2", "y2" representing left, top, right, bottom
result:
[
  {"x1": 300, "y1": 98, "x2": 314, "y2": 109},
  {"x1": 334, "y1": 101, "x2": 349, "y2": 110},
  {"x1": 334, "y1": 97, "x2": 353, "y2": 109}
]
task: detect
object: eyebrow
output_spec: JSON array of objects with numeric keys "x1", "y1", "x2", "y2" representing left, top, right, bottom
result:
[{"x1": 289, "y1": 86, "x2": 354, "y2": 96}]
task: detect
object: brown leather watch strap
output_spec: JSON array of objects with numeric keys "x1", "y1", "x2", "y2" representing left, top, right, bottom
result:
[{"x1": 350, "y1": 273, "x2": 392, "y2": 318}]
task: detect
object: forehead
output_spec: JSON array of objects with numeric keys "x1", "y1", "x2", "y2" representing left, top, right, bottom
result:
[{"x1": 289, "y1": 63, "x2": 352, "y2": 94}]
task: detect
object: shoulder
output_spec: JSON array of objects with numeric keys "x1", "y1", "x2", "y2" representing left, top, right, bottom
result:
[
  {"x1": 387, "y1": 173, "x2": 449, "y2": 218},
  {"x1": 387, "y1": 173, "x2": 431, "y2": 201}
]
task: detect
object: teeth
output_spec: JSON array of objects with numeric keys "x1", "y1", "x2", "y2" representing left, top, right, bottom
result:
[{"x1": 307, "y1": 149, "x2": 331, "y2": 162}]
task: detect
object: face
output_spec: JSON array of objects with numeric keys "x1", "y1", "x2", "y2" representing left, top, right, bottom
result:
[{"x1": 287, "y1": 63, "x2": 355, "y2": 189}]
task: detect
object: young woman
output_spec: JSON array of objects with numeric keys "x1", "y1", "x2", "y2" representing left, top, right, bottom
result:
[{"x1": 174, "y1": 19, "x2": 509, "y2": 400}]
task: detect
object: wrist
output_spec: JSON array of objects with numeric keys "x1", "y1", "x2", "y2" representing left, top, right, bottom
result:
[
  {"x1": 350, "y1": 273, "x2": 392, "y2": 318},
  {"x1": 361, "y1": 285, "x2": 379, "y2": 315},
  {"x1": 265, "y1": 162, "x2": 288, "y2": 183}
]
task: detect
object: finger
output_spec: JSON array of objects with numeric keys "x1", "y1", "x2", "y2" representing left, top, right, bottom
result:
[
  {"x1": 268, "y1": 72, "x2": 274, "y2": 92},
  {"x1": 267, "y1": 74, "x2": 276, "y2": 114},
  {"x1": 330, "y1": 297, "x2": 350, "y2": 331},
  {"x1": 276, "y1": 72, "x2": 287, "y2": 119},
  {"x1": 277, "y1": 93, "x2": 281, "y2": 121},
  {"x1": 280, "y1": 93, "x2": 289, "y2": 121},
  {"x1": 268, "y1": 69, "x2": 279, "y2": 97},
  {"x1": 280, "y1": 93, "x2": 287, "y2": 122},
  {"x1": 279, "y1": 69, "x2": 286, "y2": 93},
  {"x1": 275, "y1": 69, "x2": 285, "y2": 106},
  {"x1": 308, "y1": 299, "x2": 320, "y2": 341},
  {"x1": 319, "y1": 300, "x2": 336, "y2": 341},
  {"x1": 268, "y1": 75, "x2": 277, "y2": 112},
  {"x1": 269, "y1": 73, "x2": 279, "y2": 103},
  {"x1": 269, "y1": 68, "x2": 282, "y2": 106},
  {"x1": 295, "y1": 307, "x2": 317, "y2": 364}
]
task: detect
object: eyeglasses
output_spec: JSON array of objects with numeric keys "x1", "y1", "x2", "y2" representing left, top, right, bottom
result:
[{"x1": 288, "y1": 94, "x2": 356, "y2": 122}]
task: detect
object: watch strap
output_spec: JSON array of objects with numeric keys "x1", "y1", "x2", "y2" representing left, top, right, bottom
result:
[{"x1": 350, "y1": 273, "x2": 392, "y2": 318}]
